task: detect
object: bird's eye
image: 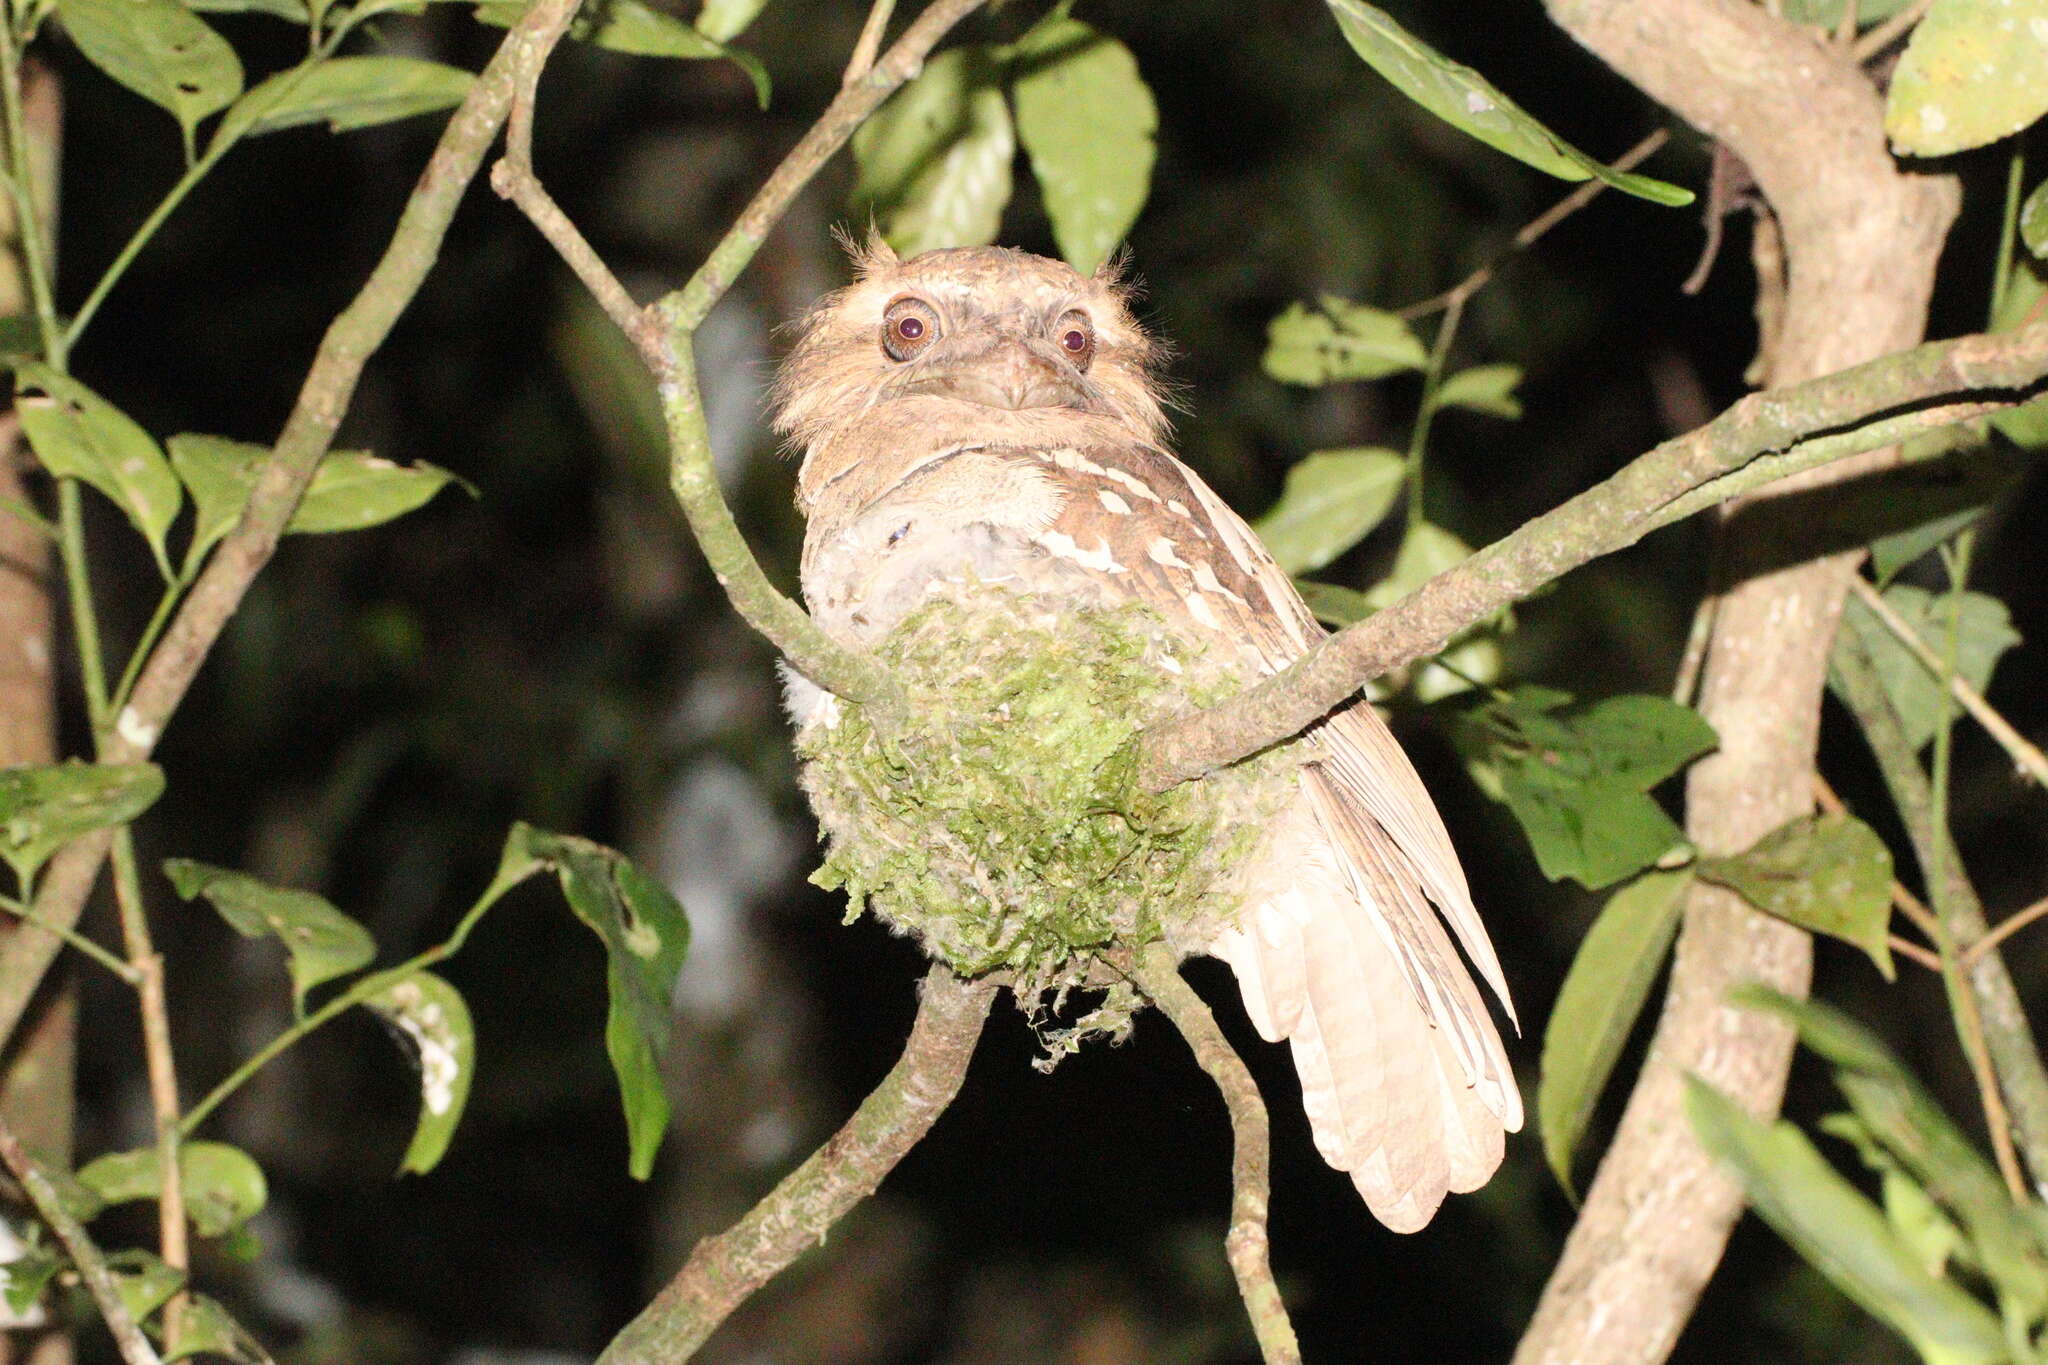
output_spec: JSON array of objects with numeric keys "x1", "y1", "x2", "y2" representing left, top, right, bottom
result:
[
  {"x1": 881, "y1": 297, "x2": 941, "y2": 362},
  {"x1": 1055, "y1": 310, "x2": 1095, "y2": 370}
]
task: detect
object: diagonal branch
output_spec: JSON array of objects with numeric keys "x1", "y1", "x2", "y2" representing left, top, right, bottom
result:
[
  {"x1": 596, "y1": 965, "x2": 994, "y2": 1364},
  {"x1": 1137, "y1": 322, "x2": 2048, "y2": 792}
]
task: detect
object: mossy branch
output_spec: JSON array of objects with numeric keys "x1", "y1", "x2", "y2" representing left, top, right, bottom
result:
[
  {"x1": 1127, "y1": 945, "x2": 1301, "y2": 1365},
  {"x1": 1137, "y1": 323, "x2": 2048, "y2": 792},
  {"x1": 596, "y1": 965, "x2": 995, "y2": 1364},
  {"x1": 0, "y1": 0, "x2": 584, "y2": 1057}
]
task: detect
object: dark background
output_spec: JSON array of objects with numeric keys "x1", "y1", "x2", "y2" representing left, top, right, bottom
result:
[{"x1": 47, "y1": 1, "x2": 2048, "y2": 1360}]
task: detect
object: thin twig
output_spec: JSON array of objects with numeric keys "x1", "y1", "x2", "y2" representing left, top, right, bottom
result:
[
  {"x1": 1852, "y1": 0, "x2": 1932, "y2": 60},
  {"x1": 1889, "y1": 933, "x2": 1941, "y2": 972},
  {"x1": 1848, "y1": 576, "x2": 2048, "y2": 789},
  {"x1": 0, "y1": 1119, "x2": 164, "y2": 1365},
  {"x1": 842, "y1": 0, "x2": 896, "y2": 86},
  {"x1": 1136, "y1": 322, "x2": 2048, "y2": 793},
  {"x1": 0, "y1": 0, "x2": 586, "y2": 1059},
  {"x1": 1967, "y1": 893, "x2": 2048, "y2": 966},
  {"x1": 1670, "y1": 592, "x2": 1716, "y2": 707},
  {"x1": 1126, "y1": 945, "x2": 1301, "y2": 1365},
  {"x1": 596, "y1": 966, "x2": 994, "y2": 1364},
  {"x1": 1400, "y1": 129, "x2": 1670, "y2": 321}
]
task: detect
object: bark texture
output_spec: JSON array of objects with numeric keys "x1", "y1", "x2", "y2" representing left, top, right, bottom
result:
[{"x1": 1515, "y1": 4, "x2": 1958, "y2": 1363}]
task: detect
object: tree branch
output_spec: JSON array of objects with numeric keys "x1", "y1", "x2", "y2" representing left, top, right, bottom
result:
[
  {"x1": 596, "y1": 965, "x2": 994, "y2": 1364},
  {"x1": 0, "y1": 0, "x2": 585, "y2": 1057},
  {"x1": 1139, "y1": 323, "x2": 2048, "y2": 791},
  {"x1": 1127, "y1": 946, "x2": 1300, "y2": 1365}
]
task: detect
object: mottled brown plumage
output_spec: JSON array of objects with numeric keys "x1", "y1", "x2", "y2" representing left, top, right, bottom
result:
[{"x1": 776, "y1": 240, "x2": 1521, "y2": 1231}]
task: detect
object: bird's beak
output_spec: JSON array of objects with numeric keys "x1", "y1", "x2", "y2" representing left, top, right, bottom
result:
[{"x1": 900, "y1": 334, "x2": 1102, "y2": 414}]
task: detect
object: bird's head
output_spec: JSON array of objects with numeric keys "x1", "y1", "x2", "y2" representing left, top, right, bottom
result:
[{"x1": 773, "y1": 239, "x2": 1171, "y2": 505}]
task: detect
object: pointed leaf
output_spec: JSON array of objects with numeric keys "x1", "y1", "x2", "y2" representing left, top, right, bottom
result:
[
  {"x1": 852, "y1": 46, "x2": 1015, "y2": 258},
  {"x1": 363, "y1": 971, "x2": 475, "y2": 1175},
  {"x1": 1263, "y1": 297, "x2": 1426, "y2": 386},
  {"x1": 185, "y1": 0, "x2": 307, "y2": 20},
  {"x1": 1697, "y1": 814, "x2": 1893, "y2": 979},
  {"x1": 1686, "y1": 1076, "x2": 2007, "y2": 1365},
  {"x1": 694, "y1": 0, "x2": 767, "y2": 41},
  {"x1": 1433, "y1": 363, "x2": 1524, "y2": 418},
  {"x1": 1834, "y1": 586, "x2": 2020, "y2": 752},
  {"x1": 1324, "y1": 0, "x2": 1691, "y2": 206},
  {"x1": 216, "y1": 57, "x2": 474, "y2": 145},
  {"x1": 104, "y1": 1249, "x2": 184, "y2": 1328},
  {"x1": 1252, "y1": 447, "x2": 1404, "y2": 575},
  {"x1": 506, "y1": 824, "x2": 690, "y2": 1179},
  {"x1": 166, "y1": 433, "x2": 262, "y2": 570},
  {"x1": 1008, "y1": 19, "x2": 1157, "y2": 275},
  {"x1": 0, "y1": 1243, "x2": 61, "y2": 1318},
  {"x1": 0, "y1": 762, "x2": 164, "y2": 888},
  {"x1": 2024, "y1": 177, "x2": 2048, "y2": 259},
  {"x1": 287, "y1": 451, "x2": 463, "y2": 534},
  {"x1": 471, "y1": 0, "x2": 768, "y2": 104},
  {"x1": 78, "y1": 1141, "x2": 267, "y2": 1238},
  {"x1": 163, "y1": 1294, "x2": 274, "y2": 1363},
  {"x1": 16, "y1": 366, "x2": 181, "y2": 574},
  {"x1": 1540, "y1": 869, "x2": 1690, "y2": 1197},
  {"x1": 162, "y1": 859, "x2": 376, "y2": 1012},
  {"x1": 1294, "y1": 578, "x2": 1374, "y2": 628},
  {"x1": 1886, "y1": 0, "x2": 2048, "y2": 156},
  {"x1": 55, "y1": 0, "x2": 242, "y2": 142}
]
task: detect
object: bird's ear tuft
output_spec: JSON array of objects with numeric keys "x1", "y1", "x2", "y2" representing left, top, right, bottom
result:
[
  {"x1": 839, "y1": 225, "x2": 900, "y2": 280},
  {"x1": 1093, "y1": 245, "x2": 1139, "y2": 296}
]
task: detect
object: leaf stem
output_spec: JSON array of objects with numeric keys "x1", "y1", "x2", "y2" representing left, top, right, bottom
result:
[
  {"x1": 0, "y1": 18, "x2": 60, "y2": 368},
  {"x1": 56, "y1": 480, "x2": 111, "y2": 740},
  {"x1": 1405, "y1": 290, "x2": 1464, "y2": 529},
  {"x1": 0, "y1": 893, "x2": 138, "y2": 981}
]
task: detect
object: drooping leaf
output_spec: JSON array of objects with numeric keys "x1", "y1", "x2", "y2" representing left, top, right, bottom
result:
[
  {"x1": 55, "y1": 0, "x2": 243, "y2": 144},
  {"x1": 851, "y1": 47, "x2": 1015, "y2": 259},
  {"x1": 0, "y1": 1241, "x2": 61, "y2": 1317},
  {"x1": 104, "y1": 1249, "x2": 185, "y2": 1328},
  {"x1": 214, "y1": 57, "x2": 475, "y2": 145},
  {"x1": 2024, "y1": 177, "x2": 2048, "y2": 259},
  {"x1": 1263, "y1": 297, "x2": 1426, "y2": 386},
  {"x1": 1324, "y1": 0, "x2": 1692, "y2": 206},
  {"x1": 1696, "y1": 814, "x2": 1894, "y2": 979},
  {"x1": 1361, "y1": 519, "x2": 1470, "y2": 610},
  {"x1": 1539, "y1": 869, "x2": 1690, "y2": 1197},
  {"x1": 1453, "y1": 688, "x2": 1716, "y2": 889},
  {"x1": 1887, "y1": 0, "x2": 2048, "y2": 157},
  {"x1": 505, "y1": 824, "x2": 690, "y2": 1179},
  {"x1": 166, "y1": 434, "x2": 262, "y2": 571},
  {"x1": 184, "y1": 0, "x2": 307, "y2": 20},
  {"x1": 1861, "y1": 443, "x2": 2026, "y2": 584},
  {"x1": 287, "y1": 451, "x2": 465, "y2": 534},
  {"x1": 471, "y1": 0, "x2": 768, "y2": 105},
  {"x1": 693, "y1": 0, "x2": 767, "y2": 42},
  {"x1": 1359, "y1": 521, "x2": 1503, "y2": 701},
  {"x1": 1433, "y1": 363, "x2": 1524, "y2": 418},
  {"x1": 1294, "y1": 578, "x2": 1375, "y2": 628},
  {"x1": 1991, "y1": 257, "x2": 2048, "y2": 447},
  {"x1": 1007, "y1": 18, "x2": 1157, "y2": 275},
  {"x1": 363, "y1": 971, "x2": 475, "y2": 1176},
  {"x1": 1833, "y1": 586, "x2": 2020, "y2": 751},
  {"x1": 163, "y1": 1294, "x2": 274, "y2": 1363},
  {"x1": 1251, "y1": 447, "x2": 1405, "y2": 575},
  {"x1": 1686, "y1": 1076, "x2": 2008, "y2": 1365},
  {"x1": 0, "y1": 762, "x2": 164, "y2": 889},
  {"x1": 162, "y1": 859, "x2": 376, "y2": 1013},
  {"x1": 78, "y1": 1141, "x2": 268, "y2": 1238},
  {"x1": 16, "y1": 365, "x2": 182, "y2": 575}
]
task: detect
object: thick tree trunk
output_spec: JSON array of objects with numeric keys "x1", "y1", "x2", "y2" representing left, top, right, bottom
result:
[{"x1": 1515, "y1": 4, "x2": 1958, "y2": 1363}]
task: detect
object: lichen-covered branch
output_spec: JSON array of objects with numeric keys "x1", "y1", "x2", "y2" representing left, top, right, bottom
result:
[
  {"x1": 596, "y1": 965, "x2": 994, "y2": 1365},
  {"x1": 1140, "y1": 322, "x2": 2047, "y2": 791},
  {"x1": 1128, "y1": 946, "x2": 1300, "y2": 1365},
  {"x1": 1831, "y1": 625, "x2": 2048, "y2": 1191},
  {"x1": 0, "y1": 0, "x2": 583, "y2": 1056}
]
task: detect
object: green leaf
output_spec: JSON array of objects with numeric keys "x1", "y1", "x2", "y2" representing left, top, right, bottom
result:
[
  {"x1": 163, "y1": 1294, "x2": 272, "y2": 1363},
  {"x1": 1862, "y1": 443, "x2": 2026, "y2": 584},
  {"x1": 163, "y1": 859, "x2": 376, "y2": 1012},
  {"x1": 1696, "y1": 814, "x2": 1894, "y2": 979},
  {"x1": 1453, "y1": 687, "x2": 1716, "y2": 889},
  {"x1": 1433, "y1": 363, "x2": 1524, "y2": 419},
  {"x1": 1686, "y1": 1076, "x2": 2008, "y2": 1365},
  {"x1": 78, "y1": 1141, "x2": 267, "y2": 1238},
  {"x1": 1359, "y1": 521, "x2": 1504, "y2": 701},
  {"x1": 1324, "y1": 0, "x2": 1692, "y2": 207},
  {"x1": 0, "y1": 1242, "x2": 61, "y2": 1317},
  {"x1": 1887, "y1": 0, "x2": 2048, "y2": 156},
  {"x1": 55, "y1": 0, "x2": 242, "y2": 143},
  {"x1": 1251, "y1": 447, "x2": 1405, "y2": 575},
  {"x1": 105, "y1": 1249, "x2": 185, "y2": 1327},
  {"x1": 1539, "y1": 869, "x2": 1690, "y2": 1198},
  {"x1": 185, "y1": 0, "x2": 308, "y2": 20},
  {"x1": 851, "y1": 47, "x2": 1015, "y2": 259},
  {"x1": 506, "y1": 824, "x2": 690, "y2": 1179},
  {"x1": 1007, "y1": 19, "x2": 1157, "y2": 276},
  {"x1": 2023, "y1": 177, "x2": 2048, "y2": 259},
  {"x1": 16, "y1": 365, "x2": 182, "y2": 575},
  {"x1": 166, "y1": 433, "x2": 262, "y2": 570},
  {"x1": 215, "y1": 57, "x2": 475, "y2": 145},
  {"x1": 1263, "y1": 297, "x2": 1426, "y2": 386},
  {"x1": 1361, "y1": 519, "x2": 1471, "y2": 610},
  {"x1": 363, "y1": 971, "x2": 475, "y2": 1175},
  {"x1": 1781, "y1": 0, "x2": 1917, "y2": 23},
  {"x1": 471, "y1": 0, "x2": 769, "y2": 105},
  {"x1": 287, "y1": 450, "x2": 464, "y2": 534},
  {"x1": 693, "y1": 0, "x2": 766, "y2": 41},
  {"x1": 1294, "y1": 578, "x2": 1375, "y2": 628},
  {"x1": 0, "y1": 762, "x2": 164, "y2": 889},
  {"x1": 1833, "y1": 586, "x2": 2020, "y2": 752}
]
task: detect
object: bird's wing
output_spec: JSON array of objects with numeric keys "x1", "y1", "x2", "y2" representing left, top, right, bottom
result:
[{"x1": 1012, "y1": 435, "x2": 1521, "y2": 1229}]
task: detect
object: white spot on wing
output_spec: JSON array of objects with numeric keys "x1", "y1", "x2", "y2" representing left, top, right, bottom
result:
[
  {"x1": 1097, "y1": 488, "x2": 1132, "y2": 515},
  {"x1": 1038, "y1": 529, "x2": 1127, "y2": 573}
]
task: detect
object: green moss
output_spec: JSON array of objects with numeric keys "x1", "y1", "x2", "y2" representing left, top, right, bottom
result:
[{"x1": 799, "y1": 588, "x2": 1274, "y2": 1000}]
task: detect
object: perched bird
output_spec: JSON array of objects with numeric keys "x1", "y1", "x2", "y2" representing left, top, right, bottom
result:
[{"x1": 774, "y1": 239, "x2": 1521, "y2": 1232}]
